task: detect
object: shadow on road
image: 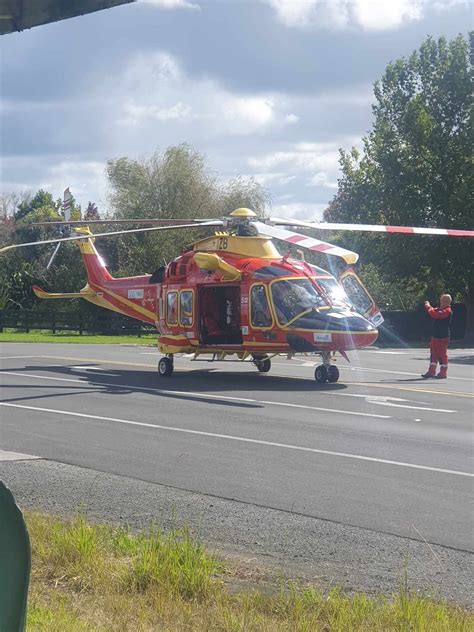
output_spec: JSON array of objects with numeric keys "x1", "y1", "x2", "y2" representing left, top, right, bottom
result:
[{"x1": 0, "y1": 363, "x2": 348, "y2": 409}]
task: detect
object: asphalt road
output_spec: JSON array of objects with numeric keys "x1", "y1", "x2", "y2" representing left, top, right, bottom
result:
[{"x1": 0, "y1": 342, "x2": 473, "y2": 601}]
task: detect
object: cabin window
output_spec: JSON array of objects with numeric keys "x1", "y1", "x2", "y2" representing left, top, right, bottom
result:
[
  {"x1": 166, "y1": 291, "x2": 178, "y2": 325},
  {"x1": 250, "y1": 285, "x2": 272, "y2": 328},
  {"x1": 180, "y1": 290, "x2": 193, "y2": 326}
]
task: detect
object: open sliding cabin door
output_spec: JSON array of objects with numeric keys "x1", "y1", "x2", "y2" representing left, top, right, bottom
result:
[{"x1": 339, "y1": 269, "x2": 384, "y2": 327}]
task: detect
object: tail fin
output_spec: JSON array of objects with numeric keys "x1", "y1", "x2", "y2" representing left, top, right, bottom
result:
[
  {"x1": 73, "y1": 227, "x2": 114, "y2": 287},
  {"x1": 62, "y1": 188, "x2": 72, "y2": 222}
]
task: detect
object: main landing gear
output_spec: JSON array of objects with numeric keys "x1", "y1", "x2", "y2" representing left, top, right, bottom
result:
[
  {"x1": 314, "y1": 352, "x2": 339, "y2": 384},
  {"x1": 252, "y1": 355, "x2": 271, "y2": 373},
  {"x1": 158, "y1": 355, "x2": 174, "y2": 377}
]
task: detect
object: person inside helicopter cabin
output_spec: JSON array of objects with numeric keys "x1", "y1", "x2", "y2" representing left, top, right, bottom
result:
[
  {"x1": 201, "y1": 290, "x2": 223, "y2": 339},
  {"x1": 272, "y1": 280, "x2": 316, "y2": 325},
  {"x1": 422, "y1": 293, "x2": 452, "y2": 379}
]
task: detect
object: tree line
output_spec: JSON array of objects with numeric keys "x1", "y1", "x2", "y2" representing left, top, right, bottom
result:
[{"x1": 0, "y1": 33, "x2": 472, "y2": 320}]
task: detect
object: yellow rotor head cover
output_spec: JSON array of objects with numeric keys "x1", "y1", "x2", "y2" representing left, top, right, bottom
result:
[{"x1": 230, "y1": 208, "x2": 257, "y2": 218}]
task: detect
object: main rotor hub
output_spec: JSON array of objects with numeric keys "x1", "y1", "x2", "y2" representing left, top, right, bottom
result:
[{"x1": 229, "y1": 208, "x2": 257, "y2": 218}]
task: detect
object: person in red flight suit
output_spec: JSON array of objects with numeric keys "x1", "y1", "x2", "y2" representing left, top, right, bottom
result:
[{"x1": 422, "y1": 294, "x2": 452, "y2": 379}]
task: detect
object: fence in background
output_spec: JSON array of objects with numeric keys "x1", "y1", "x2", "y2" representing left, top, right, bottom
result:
[
  {"x1": 0, "y1": 309, "x2": 156, "y2": 337},
  {"x1": 0, "y1": 304, "x2": 467, "y2": 342}
]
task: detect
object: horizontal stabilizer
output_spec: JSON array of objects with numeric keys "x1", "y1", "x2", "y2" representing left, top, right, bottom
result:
[{"x1": 33, "y1": 285, "x2": 95, "y2": 300}]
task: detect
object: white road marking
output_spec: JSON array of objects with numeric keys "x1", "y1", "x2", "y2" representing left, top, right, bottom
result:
[
  {"x1": 0, "y1": 355, "x2": 40, "y2": 360},
  {"x1": 0, "y1": 449, "x2": 40, "y2": 461},
  {"x1": 327, "y1": 393, "x2": 457, "y2": 413},
  {"x1": 259, "y1": 360, "x2": 473, "y2": 383},
  {"x1": 364, "y1": 351, "x2": 409, "y2": 354},
  {"x1": 348, "y1": 366, "x2": 473, "y2": 382},
  {"x1": 0, "y1": 371, "x2": 391, "y2": 419},
  {"x1": 0, "y1": 401, "x2": 471, "y2": 478}
]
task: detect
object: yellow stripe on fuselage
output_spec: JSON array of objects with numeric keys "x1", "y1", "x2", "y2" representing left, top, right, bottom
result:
[{"x1": 94, "y1": 285, "x2": 156, "y2": 321}]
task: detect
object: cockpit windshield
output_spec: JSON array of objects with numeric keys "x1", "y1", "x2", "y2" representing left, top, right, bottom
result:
[
  {"x1": 271, "y1": 279, "x2": 327, "y2": 325},
  {"x1": 317, "y1": 278, "x2": 353, "y2": 309},
  {"x1": 271, "y1": 277, "x2": 354, "y2": 325}
]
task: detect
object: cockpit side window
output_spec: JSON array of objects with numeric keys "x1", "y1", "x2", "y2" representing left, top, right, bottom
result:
[
  {"x1": 250, "y1": 285, "x2": 272, "y2": 328},
  {"x1": 340, "y1": 275, "x2": 372, "y2": 314}
]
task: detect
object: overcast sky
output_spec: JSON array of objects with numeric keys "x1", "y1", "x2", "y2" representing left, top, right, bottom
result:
[{"x1": 0, "y1": 0, "x2": 470, "y2": 219}]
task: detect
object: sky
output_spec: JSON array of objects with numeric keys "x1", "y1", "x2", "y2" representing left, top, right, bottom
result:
[{"x1": 0, "y1": 0, "x2": 471, "y2": 220}]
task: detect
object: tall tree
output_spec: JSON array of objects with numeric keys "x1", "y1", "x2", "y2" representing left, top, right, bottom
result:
[
  {"x1": 325, "y1": 34, "x2": 473, "y2": 311},
  {"x1": 106, "y1": 144, "x2": 269, "y2": 275}
]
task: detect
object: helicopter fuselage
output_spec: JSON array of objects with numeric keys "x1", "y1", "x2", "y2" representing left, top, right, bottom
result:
[{"x1": 154, "y1": 241, "x2": 378, "y2": 356}]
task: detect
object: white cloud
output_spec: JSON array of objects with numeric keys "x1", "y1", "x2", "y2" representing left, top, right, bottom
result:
[
  {"x1": 139, "y1": 0, "x2": 200, "y2": 9},
  {"x1": 307, "y1": 172, "x2": 338, "y2": 189},
  {"x1": 248, "y1": 142, "x2": 342, "y2": 173},
  {"x1": 46, "y1": 161, "x2": 108, "y2": 208},
  {"x1": 353, "y1": 0, "x2": 422, "y2": 30},
  {"x1": 264, "y1": 0, "x2": 460, "y2": 31},
  {"x1": 248, "y1": 138, "x2": 361, "y2": 196},
  {"x1": 120, "y1": 101, "x2": 191, "y2": 126},
  {"x1": 113, "y1": 52, "x2": 294, "y2": 136},
  {"x1": 285, "y1": 113, "x2": 299, "y2": 124},
  {"x1": 252, "y1": 172, "x2": 297, "y2": 186},
  {"x1": 222, "y1": 96, "x2": 275, "y2": 133},
  {"x1": 271, "y1": 202, "x2": 328, "y2": 221}
]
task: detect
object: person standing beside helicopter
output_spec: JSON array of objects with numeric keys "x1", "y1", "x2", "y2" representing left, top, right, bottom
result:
[{"x1": 422, "y1": 294, "x2": 452, "y2": 379}]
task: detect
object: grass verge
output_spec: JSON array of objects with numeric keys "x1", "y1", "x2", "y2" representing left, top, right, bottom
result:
[
  {"x1": 25, "y1": 512, "x2": 472, "y2": 631},
  {"x1": 0, "y1": 330, "x2": 156, "y2": 344}
]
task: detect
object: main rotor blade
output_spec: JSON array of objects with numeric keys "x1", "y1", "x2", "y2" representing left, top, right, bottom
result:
[
  {"x1": 253, "y1": 222, "x2": 359, "y2": 264},
  {"x1": 0, "y1": 220, "x2": 223, "y2": 254},
  {"x1": 30, "y1": 218, "x2": 207, "y2": 227},
  {"x1": 270, "y1": 218, "x2": 474, "y2": 238}
]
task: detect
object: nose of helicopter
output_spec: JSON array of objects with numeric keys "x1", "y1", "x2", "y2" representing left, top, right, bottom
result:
[{"x1": 285, "y1": 309, "x2": 378, "y2": 352}]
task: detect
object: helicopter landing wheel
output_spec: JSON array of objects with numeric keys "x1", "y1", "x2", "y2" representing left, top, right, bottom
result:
[
  {"x1": 256, "y1": 358, "x2": 271, "y2": 373},
  {"x1": 158, "y1": 356, "x2": 174, "y2": 377},
  {"x1": 326, "y1": 365, "x2": 340, "y2": 383},
  {"x1": 314, "y1": 365, "x2": 328, "y2": 383}
]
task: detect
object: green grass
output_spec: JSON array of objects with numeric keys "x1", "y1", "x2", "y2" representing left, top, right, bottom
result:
[
  {"x1": 0, "y1": 330, "x2": 156, "y2": 344},
  {"x1": 25, "y1": 512, "x2": 473, "y2": 631}
]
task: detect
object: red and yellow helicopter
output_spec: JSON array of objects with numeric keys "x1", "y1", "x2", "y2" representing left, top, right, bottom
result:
[{"x1": 2, "y1": 189, "x2": 473, "y2": 383}]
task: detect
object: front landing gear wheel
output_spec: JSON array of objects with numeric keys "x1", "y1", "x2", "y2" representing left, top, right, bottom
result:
[
  {"x1": 314, "y1": 365, "x2": 328, "y2": 383},
  {"x1": 256, "y1": 358, "x2": 271, "y2": 373},
  {"x1": 327, "y1": 365, "x2": 340, "y2": 383},
  {"x1": 158, "y1": 356, "x2": 174, "y2": 377}
]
